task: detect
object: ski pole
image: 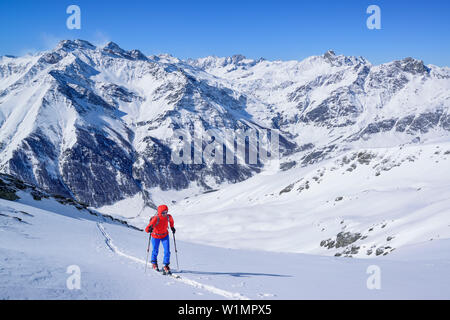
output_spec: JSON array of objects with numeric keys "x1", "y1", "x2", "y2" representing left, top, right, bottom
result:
[
  {"x1": 172, "y1": 231, "x2": 180, "y2": 271},
  {"x1": 145, "y1": 232, "x2": 151, "y2": 273}
]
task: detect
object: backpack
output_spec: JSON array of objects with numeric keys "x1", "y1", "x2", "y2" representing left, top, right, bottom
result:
[{"x1": 150, "y1": 214, "x2": 172, "y2": 229}]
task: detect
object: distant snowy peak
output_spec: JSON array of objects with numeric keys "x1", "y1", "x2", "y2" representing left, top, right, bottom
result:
[
  {"x1": 51, "y1": 40, "x2": 149, "y2": 63},
  {"x1": 101, "y1": 41, "x2": 148, "y2": 61},
  {"x1": 187, "y1": 49, "x2": 440, "y2": 80},
  {"x1": 57, "y1": 39, "x2": 96, "y2": 51},
  {"x1": 149, "y1": 53, "x2": 180, "y2": 64},
  {"x1": 321, "y1": 49, "x2": 369, "y2": 67},
  {"x1": 393, "y1": 57, "x2": 431, "y2": 75},
  {"x1": 186, "y1": 54, "x2": 263, "y2": 71},
  {"x1": 185, "y1": 50, "x2": 370, "y2": 74}
]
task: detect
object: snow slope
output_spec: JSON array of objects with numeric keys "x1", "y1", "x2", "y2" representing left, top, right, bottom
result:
[
  {"x1": 171, "y1": 141, "x2": 450, "y2": 257},
  {"x1": 1, "y1": 195, "x2": 450, "y2": 300}
]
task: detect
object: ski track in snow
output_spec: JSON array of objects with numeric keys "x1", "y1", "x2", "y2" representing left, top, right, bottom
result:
[{"x1": 96, "y1": 223, "x2": 249, "y2": 300}]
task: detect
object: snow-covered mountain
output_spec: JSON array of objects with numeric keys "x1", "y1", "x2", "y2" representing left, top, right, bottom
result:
[
  {"x1": 0, "y1": 40, "x2": 277, "y2": 207},
  {"x1": 1, "y1": 40, "x2": 450, "y2": 259},
  {"x1": 1, "y1": 40, "x2": 449, "y2": 210},
  {"x1": 1, "y1": 40, "x2": 450, "y2": 299},
  {"x1": 186, "y1": 51, "x2": 450, "y2": 149}
]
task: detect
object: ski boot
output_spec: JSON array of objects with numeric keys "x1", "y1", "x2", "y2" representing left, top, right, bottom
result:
[
  {"x1": 151, "y1": 262, "x2": 159, "y2": 272},
  {"x1": 162, "y1": 264, "x2": 172, "y2": 275}
]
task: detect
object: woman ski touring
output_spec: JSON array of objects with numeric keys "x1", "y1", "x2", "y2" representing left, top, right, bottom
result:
[{"x1": 145, "y1": 205, "x2": 176, "y2": 275}]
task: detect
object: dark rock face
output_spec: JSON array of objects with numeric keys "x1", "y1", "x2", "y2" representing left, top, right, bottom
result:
[
  {"x1": 348, "y1": 109, "x2": 449, "y2": 140},
  {"x1": 58, "y1": 40, "x2": 96, "y2": 51},
  {"x1": 335, "y1": 232, "x2": 362, "y2": 248},
  {"x1": 395, "y1": 115, "x2": 415, "y2": 132},
  {"x1": 60, "y1": 128, "x2": 141, "y2": 207},
  {"x1": 408, "y1": 111, "x2": 443, "y2": 134},
  {"x1": 288, "y1": 72, "x2": 345, "y2": 105},
  {"x1": 9, "y1": 132, "x2": 73, "y2": 198},
  {"x1": 0, "y1": 184, "x2": 20, "y2": 201},
  {"x1": 133, "y1": 136, "x2": 259, "y2": 193},
  {"x1": 101, "y1": 83, "x2": 143, "y2": 104},
  {"x1": 302, "y1": 91, "x2": 361, "y2": 126},
  {"x1": 361, "y1": 119, "x2": 397, "y2": 136},
  {"x1": 366, "y1": 67, "x2": 409, "y2": 93},
  {"x1": 280, "y1": 161, "x2": 296, "y2": 171},
  {"x1": 39, "y1": 52, "x2": 63, "y2": 65},
  {"x1": 394, "y1": 111, "x2": 450, "y2": 134},
  {"x1": 301, "y1": 145, "x2": 337, "y2": 166},
  {"x1": 356, "y1": 151, "x2": 376, "y2": 165},
  {"x1": 394, "y1": 57, "x2": 430, "y2": 75},
  {"x1": 320, "y1": 232, "x2": 362, "y2": 249},
  {"x1": 297, "y1": 64, "x2": 370, "y2": 128},
  {"x1": 102, "y1": 42, "x2": 148, "y2": 61},
  {"x1": 442, "y1": 114, "x2": 450, "y2": 131}
]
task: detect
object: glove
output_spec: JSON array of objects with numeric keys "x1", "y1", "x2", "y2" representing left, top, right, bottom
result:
[
  {"x1": 147, "y1": 226, "x2": 153, "y2": 234},
  {"x1": 171, "y1": 227, "x2": 176, "y2": 234}
]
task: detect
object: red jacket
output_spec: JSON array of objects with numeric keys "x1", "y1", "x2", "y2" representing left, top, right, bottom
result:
[{"x1": 145, "y1": 205, "x2": 174, "y2": 239}]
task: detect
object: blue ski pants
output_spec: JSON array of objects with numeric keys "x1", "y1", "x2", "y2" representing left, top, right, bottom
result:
[{"x1": 151, "y1": 235, "x2": 171, "y2": 265}]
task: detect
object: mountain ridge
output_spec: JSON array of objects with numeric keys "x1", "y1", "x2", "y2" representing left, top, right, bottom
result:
[{"x1": 0, "y1": 39, "x2": 449, "y2": 208}]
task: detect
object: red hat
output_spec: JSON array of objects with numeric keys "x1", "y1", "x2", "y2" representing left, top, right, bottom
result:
[{"x1": 157, "y1": 205, "x2": 168, "y2": 215}]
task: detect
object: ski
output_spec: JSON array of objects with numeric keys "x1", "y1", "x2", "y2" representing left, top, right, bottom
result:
[
  {"x1": 165, "y1": 272, "x2": 181, "y2": 278},
  {"x1": 156, "y1": 268, "x2": 181, "y2": 279},
  {"x1": 148, "y1": 264, "x2": 181, "y2": 278},
  {"x1": 162, "y1": 269, "x2": 181, "y2": 278}
]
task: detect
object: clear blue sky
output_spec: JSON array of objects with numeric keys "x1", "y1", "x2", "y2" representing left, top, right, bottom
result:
[{"x1": 1, "y1": 0, "x2": 449, "y2": 66}]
